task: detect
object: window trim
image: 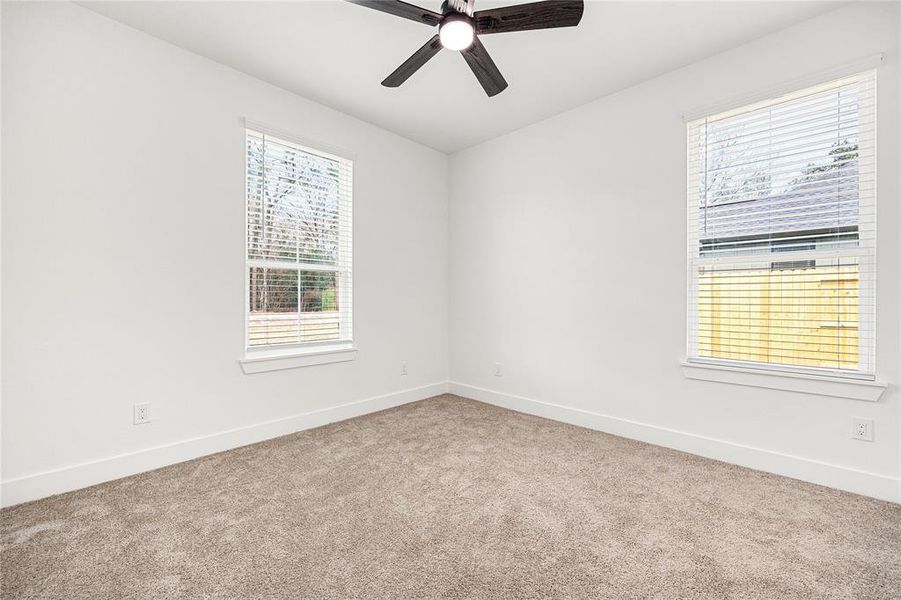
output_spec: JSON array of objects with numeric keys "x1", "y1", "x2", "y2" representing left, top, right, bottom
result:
[
  {"x1": 240, "y1": 344, "x2": 357, "y2": 374},
  {"x1": 682, "y1": 53, "x2": 885, "y2": 123},
  {"x1": 241, "y1": 119, "x2": 356, "y2": 371},
  {"x1": 681, "y1": 360, "x2": 886, "y2": 402}
]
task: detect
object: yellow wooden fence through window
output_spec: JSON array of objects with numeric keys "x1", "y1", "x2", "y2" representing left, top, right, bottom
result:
[{"x1": 697, "y1": 265, "x2": 859, "y2": 370}]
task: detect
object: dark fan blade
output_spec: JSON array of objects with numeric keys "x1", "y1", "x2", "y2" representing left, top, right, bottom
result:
[
  {"x1": 345, "y1": 0, "x2": 442, "y2": 26},
  {"x1": 461, "y1": 36, "x2": 508, "y2": 97},
  {"x1": 382, "y1": 35, "x2": 442, "y2": 87},
  {"x1": 474, "y1": 0, "x2": 583, "y2": 35}
]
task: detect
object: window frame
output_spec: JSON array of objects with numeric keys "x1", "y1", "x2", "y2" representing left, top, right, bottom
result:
[
  {"x1": 240, "y1": 121, "x2": 355, "y2": 372},
  {"x1": 684, "y1": 69, "x2": 879, "y2": 386}
]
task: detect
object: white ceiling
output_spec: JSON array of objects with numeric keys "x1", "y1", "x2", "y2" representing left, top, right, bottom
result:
[{"x1": 80, "y1": 1, "x2": 844, "y2": 153}]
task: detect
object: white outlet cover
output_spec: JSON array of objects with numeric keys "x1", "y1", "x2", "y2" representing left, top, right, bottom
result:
[
  {"x1": 133, "y1": 403, "x2": 151, "y2": 425},
  {"x1": 851, "y1": 417, "x2": 874, "y2": 442}
]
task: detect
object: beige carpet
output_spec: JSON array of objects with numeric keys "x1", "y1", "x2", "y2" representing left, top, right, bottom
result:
[{"x1": 2, "y1": 395, "x2": 900, "y2": 599}]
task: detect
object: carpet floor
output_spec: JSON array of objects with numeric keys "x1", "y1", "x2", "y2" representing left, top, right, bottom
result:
[{"x1": 2, "y1": 394, "x2": 900, "y2": 599}]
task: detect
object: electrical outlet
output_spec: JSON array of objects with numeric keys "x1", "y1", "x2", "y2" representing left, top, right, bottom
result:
[
  {"x1": 400, "y1": 361, "x2": 407, "y2": 376},
  {"x1": 851, "y1": 417, "x2": 873, "y2": 442},
  {"x1": 494, "y1": 362, "x2": 502, "y2": 377},
  {"x1": 133, "y1": 403, "x2": 151, "y2": 425}
]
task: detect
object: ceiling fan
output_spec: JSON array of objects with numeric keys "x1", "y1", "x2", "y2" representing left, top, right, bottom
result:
[{"x1": 347, "y1": 0, "x2": 584, "y2": 97}]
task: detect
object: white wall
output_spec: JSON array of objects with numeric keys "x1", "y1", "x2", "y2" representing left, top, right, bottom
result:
[
  {"x1": 896, "y1": 3, "x2": 901, "y2": 502},
  {"x1": 1, "y1": 2, "x2": 448, "y2": 505},
  {"x1": 449, "y1": 2, "x2": 901, "y2": 502}
]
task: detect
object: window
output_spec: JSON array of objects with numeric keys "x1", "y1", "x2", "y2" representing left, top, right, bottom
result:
[
  {"x1": 686, "y1": 71, "x2": 876, "y2": 379},
  {"x1": 245, "y1": 128, "x2": 353, "y2": 354}
]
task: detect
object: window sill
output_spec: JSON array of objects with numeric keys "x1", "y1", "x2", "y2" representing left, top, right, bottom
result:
[
  {"x1": 240, "y1": 345, "x2": 357, "y2": 374},
  {"x1": 681, "y1": 360, "x2": 887, "y2": 402}
]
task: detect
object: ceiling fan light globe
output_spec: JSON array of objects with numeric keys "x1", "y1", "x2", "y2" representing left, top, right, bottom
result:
[{"x1": 439, "y1": 19, "x2": 474, "y2": 51}]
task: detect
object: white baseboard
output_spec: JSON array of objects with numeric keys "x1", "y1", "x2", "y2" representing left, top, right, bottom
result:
[
  {"x1": 449, "y1": 382, "x2": 901, "y2": 504},
  {"x1": 6, "y1": 381, "x2": 897, "y2": 508},
  {"x1": 1, "y1": 382, "x2": 449, "y2": 508}
]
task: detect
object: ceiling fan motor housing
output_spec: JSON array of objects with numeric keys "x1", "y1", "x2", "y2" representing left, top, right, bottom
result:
[{"x1": 441, "y1": 0, "x2": 473, "y2": 16}]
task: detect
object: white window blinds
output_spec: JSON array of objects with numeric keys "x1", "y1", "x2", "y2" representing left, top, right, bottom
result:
[
  {"x1": 686, "y1": 71, "x2": 876, "y2": 378},
  {"x1": 245, "y1": 128, "x2": 353, "y2": 350}
]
